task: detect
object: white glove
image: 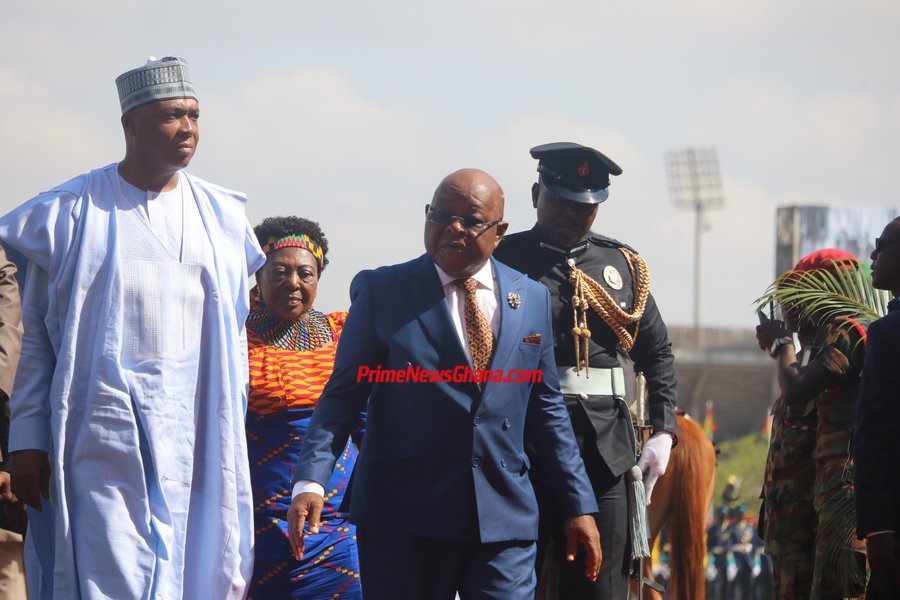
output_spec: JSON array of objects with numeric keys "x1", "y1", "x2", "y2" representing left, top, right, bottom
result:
[{"x1": 637, "y1": 431, "x2": 673, "y2": 504}]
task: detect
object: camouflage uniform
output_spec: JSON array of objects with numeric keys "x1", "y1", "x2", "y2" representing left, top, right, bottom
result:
[
  {"x1": 762, "y1": 389, "x2": 817, "y2": 600},
  {"x1": 808, "y1": 322, "x2": 867, "y2": 599}
]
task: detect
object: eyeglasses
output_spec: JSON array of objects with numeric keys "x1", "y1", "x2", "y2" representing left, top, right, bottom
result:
[
  {"x1": 425, "y1": 205, "x2": 503, "y2": 236},
  {"x1": 875, "y1": 237, "x2": 900, "y2": 252}
]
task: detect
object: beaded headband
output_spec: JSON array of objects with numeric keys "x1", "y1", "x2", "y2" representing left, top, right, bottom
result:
[{"x1": 262, "y1": 234, "x2": 325, "y2": 268}]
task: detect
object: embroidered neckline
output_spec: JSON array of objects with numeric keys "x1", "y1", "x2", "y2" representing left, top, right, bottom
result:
[{"x1": 247, "y1": 293, "x2": 333, "y2": 351}]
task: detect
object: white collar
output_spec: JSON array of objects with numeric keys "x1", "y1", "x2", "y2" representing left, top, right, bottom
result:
[{"x1": 433, "y1": 259, "x2": 494, "y2": 291}]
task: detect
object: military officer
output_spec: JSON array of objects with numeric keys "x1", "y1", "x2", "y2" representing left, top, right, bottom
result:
[
  {"x1": 727, "y1": 505, "x2": 756, "y2": 600},
  {"x1": 495, "y1": 142, "x2": 678, "y2": 600},
  {"x1": 707, "y1": 507, "x2": 732, "y2": 600}
]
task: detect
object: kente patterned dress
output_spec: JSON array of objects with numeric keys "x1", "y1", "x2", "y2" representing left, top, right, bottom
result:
[{"x1": 245, "y1": 296, "x2": 363, "y2": 599}]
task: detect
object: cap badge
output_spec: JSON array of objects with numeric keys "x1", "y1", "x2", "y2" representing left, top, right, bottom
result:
[
  {"x1": 507, "y1": 292, "x2": 522, "y2": 309},
  {"x1": 577, "y1": 160, "x2": 590, "y2": 176},
  {"x1": 603, "y1": 265, "x2": 624, "y2": 290}
]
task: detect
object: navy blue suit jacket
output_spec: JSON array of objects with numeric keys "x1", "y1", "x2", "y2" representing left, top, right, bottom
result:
[
  {"x1": 853, "y1": 310, "x2": 900, "y2": 537},
  {"x1": 294, "y1": 255, "x2": 597, "y2": 543}
]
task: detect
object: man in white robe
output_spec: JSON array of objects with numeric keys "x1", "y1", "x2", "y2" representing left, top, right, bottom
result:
[{"x1": 0, "y1": 56, "x2": 266, "y2": 599}]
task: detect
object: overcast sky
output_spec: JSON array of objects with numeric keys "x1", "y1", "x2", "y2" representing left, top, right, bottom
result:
[{"x1": 3, "y1": 1, "x2": 899, "y2": 328}]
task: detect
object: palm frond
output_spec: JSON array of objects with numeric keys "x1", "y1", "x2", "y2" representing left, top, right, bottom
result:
[
  {"x1": 754, "y1": 261, "x2": 890, "y2": 329},
  {"x1": 816, "y1": 484, "x2": 867, "y2": 596}
]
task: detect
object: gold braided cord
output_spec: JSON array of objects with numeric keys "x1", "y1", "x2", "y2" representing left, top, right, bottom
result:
[{"x1": 569, "y1": 248, "x2": 651, "y2": 369}]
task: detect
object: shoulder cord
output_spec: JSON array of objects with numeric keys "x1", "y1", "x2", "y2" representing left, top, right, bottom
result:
[{"x1": 569, "y1": 247, "x2": 651, "y2": 373}]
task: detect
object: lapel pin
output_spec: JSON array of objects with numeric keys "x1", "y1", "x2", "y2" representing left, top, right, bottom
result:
[{"x1": 507, "y1": 292, "x2": 521, "y2": 309}]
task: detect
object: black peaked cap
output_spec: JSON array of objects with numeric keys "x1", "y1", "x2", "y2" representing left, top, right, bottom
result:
[{"x1": 530, "y1": 142, "x2": 623, "y2": 204}]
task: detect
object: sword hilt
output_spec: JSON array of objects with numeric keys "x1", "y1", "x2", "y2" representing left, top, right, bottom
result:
[{"x1": 635, "y1": 372, "x2": 648, "y2": 429}]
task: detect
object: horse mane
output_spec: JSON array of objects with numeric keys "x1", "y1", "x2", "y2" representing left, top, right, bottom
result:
[
  {"x1": 667, "y1": 415, "x2": 716, "y2": 599},
  {"x1": 643, "y1": 413, "x2": 717, "y2": 599}
]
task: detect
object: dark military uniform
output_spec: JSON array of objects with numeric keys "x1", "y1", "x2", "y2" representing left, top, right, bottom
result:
[
  {"x1": 727, "y1": 509, "x2": 757, "y2": 600},
  {"x1": 495, "y1": 226, "x2": 678, "y2": 599},
  {"x1": 707, "y1": 511, "x2": 731, "y2": 600}
]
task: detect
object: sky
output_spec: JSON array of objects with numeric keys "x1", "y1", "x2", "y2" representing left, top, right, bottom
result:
[{"x1": 2, "y1": 0, "x2": 899, "y2": 328}]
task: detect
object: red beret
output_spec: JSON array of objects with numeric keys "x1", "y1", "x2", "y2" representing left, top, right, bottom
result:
[{"x1": 793, "y1": 248, "x2": 859, "y2": 272}]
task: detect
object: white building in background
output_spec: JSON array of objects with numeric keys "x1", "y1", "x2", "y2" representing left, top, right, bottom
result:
[{"x1": 775, "y1": 205, "x2": 897, "y2": 276}]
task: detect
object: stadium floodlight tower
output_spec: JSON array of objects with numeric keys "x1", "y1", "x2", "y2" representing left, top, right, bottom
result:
[{"x1": 664, "y1": 147, "x2": 724, "y2": 348}]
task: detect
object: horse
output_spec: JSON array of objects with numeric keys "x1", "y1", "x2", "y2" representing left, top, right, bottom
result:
[
  {"x1": 636, "y1": 412, "x2": 717, "y2": 599},
  {"x1": 537, "y1": 413, "x2": 717, "y2": 600}
]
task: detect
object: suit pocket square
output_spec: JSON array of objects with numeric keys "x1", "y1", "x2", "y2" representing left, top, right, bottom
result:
[{"x1": 522, "y1": 333, "x2": 542, "y2": 345}]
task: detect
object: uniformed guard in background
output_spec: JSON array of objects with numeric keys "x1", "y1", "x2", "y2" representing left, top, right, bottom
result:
[
  {"x1": 707, "y1": 506, "x2": 732, "y2": 600},
  {"x1": 495, "y1": 142, "x2": 678, "y2": 600},
  {"x1": 727, "y1": 505, "x2": 756, "y2": 600}
]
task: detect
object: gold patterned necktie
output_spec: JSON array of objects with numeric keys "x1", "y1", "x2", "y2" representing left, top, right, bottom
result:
[{"x1": 456, "y1": 278, "x2": 495, "y2": 371}]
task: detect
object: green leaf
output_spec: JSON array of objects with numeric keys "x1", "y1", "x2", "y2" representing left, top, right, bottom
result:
[{"x1": 754, "y1": 261, "x2": 889, "y2": 328}]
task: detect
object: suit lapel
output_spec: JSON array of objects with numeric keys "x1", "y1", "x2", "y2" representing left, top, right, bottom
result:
[
  {"x1": 401, "y1": 254, "x2": 471, "y2": 370},
  {"x1": 490, "y1": 258, "x2": 527, "y2": 372}
]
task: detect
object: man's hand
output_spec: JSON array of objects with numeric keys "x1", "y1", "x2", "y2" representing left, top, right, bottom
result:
[
  {"x1": 0, "y1": 471, "x2": 16, "y2": 503},
  {"x1": 1, "y1": 471, "x2": 28, "y2": 534},
  {"x1": 563, "y1": 513, "x2": 602, "y2": 582},
  {"x1": 638, "y1": 432, "x2": 673, "y2": 504},
  {"x1": 755, "y1": 321, "x2": 791, "y2": 351},
  {"x1": 3, "y1": 501, "x2": 28, "y2": 535},
  {"x1": 10, "y1": 450, "x2": 50, "y2": 511},
  {"x1": 287, "y1": 492, "x2": 324, "y2": 561},
  {"x1": 866, "y1": 533, "x2": 900, "y2": 589}
]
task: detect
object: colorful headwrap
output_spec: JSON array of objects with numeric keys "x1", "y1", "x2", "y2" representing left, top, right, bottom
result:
[{"x1": 262, "y1": 233, "x2": 325, "y2": 268}]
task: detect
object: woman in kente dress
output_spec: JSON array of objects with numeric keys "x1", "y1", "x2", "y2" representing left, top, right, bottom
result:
[{"x1": 246, "y1": 216, "x2": 363, "y2": 599}]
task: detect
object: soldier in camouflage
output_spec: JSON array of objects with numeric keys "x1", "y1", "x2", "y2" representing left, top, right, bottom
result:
[
  {"x1": 757, "y1": 249, "x2": 868, "y2": 599},
  {"x1": 760, "y1": 393, "x2": 817, "y2": 599},
  {"x1": 808, "y1": 318, "x2": 867, "y2": 599}
]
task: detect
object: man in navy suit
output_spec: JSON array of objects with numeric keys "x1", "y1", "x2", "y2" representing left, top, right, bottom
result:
[
  {"x1": 854, "y1": 216, "x2": 900, "y2": 599},
  {"x1": 287, "y1": 168, "x2": 600, "y2": 599}
]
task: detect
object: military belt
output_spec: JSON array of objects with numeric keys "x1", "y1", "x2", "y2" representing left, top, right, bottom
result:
[{"x1": 557, "y1": 366, "x2": 626, "y2": 398}]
